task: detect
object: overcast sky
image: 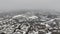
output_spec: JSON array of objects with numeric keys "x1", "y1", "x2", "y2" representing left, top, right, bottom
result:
[{"x1": 0, "y1": 0, "x2": 60, "y2": 11}]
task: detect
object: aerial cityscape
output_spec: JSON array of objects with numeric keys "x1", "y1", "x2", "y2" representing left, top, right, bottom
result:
[
  {"x1": 0, "y1": 9, "x2": 60, "y2": 34},
  {"x1": 0, "y1": 0, "x2": 60, "y2": 34}
]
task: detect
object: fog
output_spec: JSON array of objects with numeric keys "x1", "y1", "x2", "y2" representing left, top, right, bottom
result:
[{"x1": 0, "y1": 0, "x2": 60, "y2": 11}]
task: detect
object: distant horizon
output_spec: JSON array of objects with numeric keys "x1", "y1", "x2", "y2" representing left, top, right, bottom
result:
[{"x1": 0, "y1": 0, "x2": 60, "y2": 11}]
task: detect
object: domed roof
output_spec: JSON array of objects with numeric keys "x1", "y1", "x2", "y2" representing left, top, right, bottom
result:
[{"x1": 12, "y1": 15, "x2": 27, "y2": 22}]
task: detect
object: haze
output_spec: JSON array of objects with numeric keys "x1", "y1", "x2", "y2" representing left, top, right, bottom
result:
[{"x1": 0, "y1": 0, "x2": 60, "y2": 11}]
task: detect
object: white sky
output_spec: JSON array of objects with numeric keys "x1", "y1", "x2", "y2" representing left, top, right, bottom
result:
[{"x1": 0, "y1": 0, "x2": 60, "y2": 10}]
